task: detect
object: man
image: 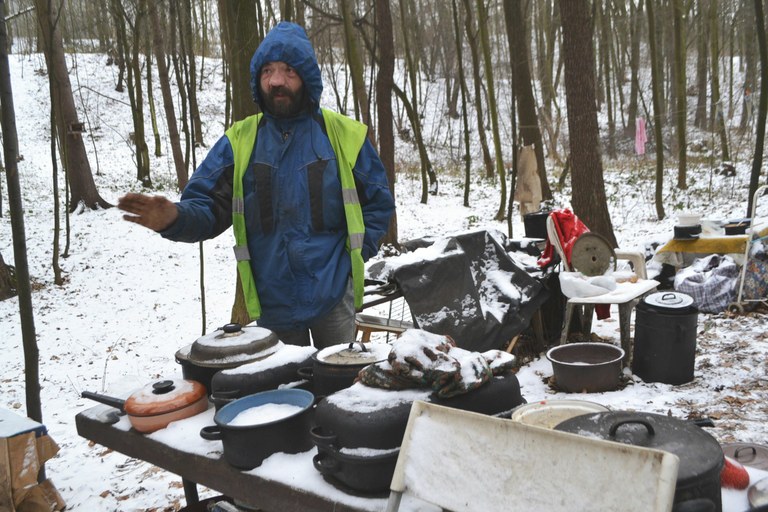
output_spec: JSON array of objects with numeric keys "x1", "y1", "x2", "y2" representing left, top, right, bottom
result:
[{"x1": 118, "y1": 22, "x2": 395, "y2": 349}]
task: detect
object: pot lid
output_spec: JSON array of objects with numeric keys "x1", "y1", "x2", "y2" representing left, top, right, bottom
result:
[
  {"x1": 177, "y1": 323, "x2": 280, "y2": 367},
  {"x1": 124, "y1": 379, "x2": 207, "y2": 417},
  {"x1": 722, "y1": 442, "x2": 768, "y2": 471},
  {"x1": 554, "y1": 411, "x2": 724, "y2": 486},
  {"x1": 644, "y1": 291, "x2": 694, "y2": 309},
  {"x1": 316, "y1": 342, "x2": 391, "y2": 366}
]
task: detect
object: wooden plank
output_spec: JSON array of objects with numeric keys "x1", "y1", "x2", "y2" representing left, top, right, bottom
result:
[{"x1": 75, "y1": 411, "x2": 371, "y2": 512}]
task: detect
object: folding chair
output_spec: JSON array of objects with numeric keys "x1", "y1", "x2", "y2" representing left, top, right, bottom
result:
[
  {"x1": 385, "y1": 401, "x2": 679, "y2": 512},
  {"x1": 546, "y1": 214, "x2": 659, "y2": 363}
]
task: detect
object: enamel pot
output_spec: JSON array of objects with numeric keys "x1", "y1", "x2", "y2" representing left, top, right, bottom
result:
[
  {"x1": 546, "y1": 342, "x2": 624, "y2": 393},
  {"x1": 555, "y1": 411, "x2": 724, "y2": 511},
  {"x1": 175, "y1": 323, "x2": 281, "y2": 393},
  {"x1": 297, "y1": 342, "x2": 391, "y2": 396},
  {"x1": 199, "y1": 389, "x2": 315, "y2": 470},
  {"x1": 81, "y1": 379, "x2": 208, "y2": 433}
]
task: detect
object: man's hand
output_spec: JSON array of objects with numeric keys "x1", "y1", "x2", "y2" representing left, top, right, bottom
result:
[{"x1": 117, "y1": 193, "x2": 179, "y2": 232}]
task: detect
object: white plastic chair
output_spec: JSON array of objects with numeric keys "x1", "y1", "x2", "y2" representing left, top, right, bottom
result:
[
  {"x1": 546, "y1": 215, "x2": 659, "y2": 363},
  {"x1": 385, "y1": 401, "x2": 679, "y2": 512}
]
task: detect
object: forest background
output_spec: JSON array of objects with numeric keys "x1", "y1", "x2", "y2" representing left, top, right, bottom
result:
[{"x1": 2, "y1": 0, "x2": 768, "y2": 460}]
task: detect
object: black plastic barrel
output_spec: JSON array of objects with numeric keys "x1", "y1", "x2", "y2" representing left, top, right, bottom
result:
[{"x1": 632, "y1": 300, "x2": 698, "y2": 385}]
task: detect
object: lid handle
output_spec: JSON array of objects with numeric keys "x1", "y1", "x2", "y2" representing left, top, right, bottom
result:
[
  {"x1": 222, "y1": 323, "x2": 243, "y2": 334},
  {"x1": 152, "y1": 380, "x2": 176, "y2": 395},
  {"x1": 608, "y1": 418, "x2": 655, "y2": 438},
  {"x1": 348, "y1": 341, "x2": 369, "y2": 353}
]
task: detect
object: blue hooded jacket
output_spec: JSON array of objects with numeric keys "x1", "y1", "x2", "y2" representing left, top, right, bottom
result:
[{"x1": 162, "y1": 22, "x2": 395, "y2": 331}]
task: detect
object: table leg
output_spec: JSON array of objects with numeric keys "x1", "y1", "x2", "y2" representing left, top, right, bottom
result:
[{"x1": 182, "y1": 478, "x2": 199, "y2": 504}]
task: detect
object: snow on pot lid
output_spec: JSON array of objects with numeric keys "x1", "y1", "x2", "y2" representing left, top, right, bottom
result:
[
  {"x1": 177, "y1": 323, "x2": 280, "y2": 367},
  {"x1": 124, "y1": 379, "x2": 207, "y2": 417},
  {"x1": 316, "y1": 342, "x2": 391, "y2": 366},
  {"x1": 644, "y1": 291, "x2": 694, "y2": 310}
]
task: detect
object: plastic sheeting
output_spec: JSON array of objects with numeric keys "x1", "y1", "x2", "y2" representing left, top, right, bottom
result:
[{"x1": 372, "y1": 230, "x2": 549, "y2": 352}]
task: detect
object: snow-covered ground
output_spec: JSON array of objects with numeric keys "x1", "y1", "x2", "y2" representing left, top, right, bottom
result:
[{"x1": 1, "y1": 52, "x2": 768, "y2": 511}]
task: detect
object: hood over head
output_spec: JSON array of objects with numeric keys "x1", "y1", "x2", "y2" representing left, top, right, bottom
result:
[{"x1": 249, "y1": 22, "x2": 323, "y2": 112}]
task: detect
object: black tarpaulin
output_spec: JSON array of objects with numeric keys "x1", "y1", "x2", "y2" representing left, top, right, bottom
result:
[{"x1": 382, "y1": 230, "x2": 549, "y2": 352}]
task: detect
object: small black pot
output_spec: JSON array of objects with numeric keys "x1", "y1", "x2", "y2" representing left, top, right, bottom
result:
[
  {"x1": 297, "y1": 343, "x2": 391, "y2": 397},
  {"x1": 311, "y1": 441, "x2": 399, "y2": 494},
  {"x1": 555, "y1": 411, "x2": 724, "y2": 511},
  {"x1": 200, "y1": 389, "x2": 315, "y2": 470}
]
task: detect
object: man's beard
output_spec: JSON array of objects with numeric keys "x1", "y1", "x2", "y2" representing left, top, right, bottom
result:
[{"x1": 263, "y1": 86, "x2": 306, "y2": 118}]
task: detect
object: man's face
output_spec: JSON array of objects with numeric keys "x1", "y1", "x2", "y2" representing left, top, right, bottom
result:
[{"x1": 260, "y1": 61, "x2": 305, "y2": 117}]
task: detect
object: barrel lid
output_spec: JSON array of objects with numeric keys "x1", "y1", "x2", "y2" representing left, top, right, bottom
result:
[{"x1": 644, "y1": 291, "x2": 694, "y2": 310}]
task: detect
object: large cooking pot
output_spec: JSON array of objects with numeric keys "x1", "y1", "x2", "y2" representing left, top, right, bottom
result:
[
  {"x1": 555, "y1": 411, "x2": 724, "y2": 511},
  {"x1": 210, "y1": 344, "x2": 316, "y2": 410},
  {"x1": 510, "y1": 399, "x2": 610, "y2": 429},
  {"x1": 297, "y1": 342, "x2": 391, "y2": 396},
  {"x1": 175, "y1": 323, "x2": 281, "y2": 393},
  {"x1": 82, "y1": 379, "x2": 208, "y2": 433},
  {"x1": 546, "y1": 342, "x2": 624, "y2": 393},
  {"x1": 199, "y1": 388, "x2": 315, "y2": 470},
  {"x1": 429, "y1": 371, "x2": 525, "y2": 415}
]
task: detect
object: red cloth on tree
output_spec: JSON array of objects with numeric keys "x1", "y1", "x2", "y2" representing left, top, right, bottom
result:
[{"x1": 537, "y1": 208, "x2": 611, "y2": 320}]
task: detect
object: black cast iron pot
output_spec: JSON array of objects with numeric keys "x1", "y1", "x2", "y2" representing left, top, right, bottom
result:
[
  {"x1": 311, "y1": 441, "x2": 399, "y2": 495},
  {"x1": 297, "y1": 342, "x2": 391, "y2": 397},
  {"x1": 209, "y1": 345, "x2": 316, "y2": 410},
  {"x1": 555, "y1": 411, "x2": 724, "y2": 511},
  {"x1": 199, "y1": 388, "x2": 315, "y2": 470},
  {"x1": 176, "y1": 323, "x2": 281, "y2": 393},
  {"x1": 430, "y1": 371, "x2": 524, "y2": 415}
]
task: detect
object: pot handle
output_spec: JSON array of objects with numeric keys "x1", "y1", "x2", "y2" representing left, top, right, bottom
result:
[
  {"x1": 349, "y1": 341, "x2": 368, "y2": 352},
  {"x1": 733, "y1": 445, "x2": 758, "y2": 463},
  {"x1": 312, "y1": 452, "x2": 339, "y2": 475},
  {"x1": 81, "y1": 391, "x2": 127, "y2": 412},
  {"x1": 200, "y1": 425, "x2": 223, "y2": 441},
  {"x1": 297, "y1": 366, "x2": 314, "y2": 381},
  {"x1": 608, "y1": 418, "x2": 655, "y2": 438},
  {"x1": 310, "y1": 426, "x2": 337, "y2": 448}
]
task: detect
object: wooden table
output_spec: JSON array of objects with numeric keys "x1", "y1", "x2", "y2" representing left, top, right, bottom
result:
[{"x1": 75, "y1": 405, "x2": 387, "y2": 512}]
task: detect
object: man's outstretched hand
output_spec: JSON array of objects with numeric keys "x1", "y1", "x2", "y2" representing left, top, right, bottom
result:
[{"x1": 117, "y1": 193, "x2": 179, "y2": 232}]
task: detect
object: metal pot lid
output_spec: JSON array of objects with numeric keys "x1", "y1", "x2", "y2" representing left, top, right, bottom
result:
[
  {"x1": 570, "y1": 232, "x2": 617, "y2": 276},
  {"x1": 316, "y1": 342, "x2": 391, "y2": 366},
  {"x1": 124, "y1": 379, "x2": 207, "y2": 417},
  {"x1": 177, "y1": 323, "x2": 280, "y2": 367},
  {"x1": 554, "y1": 411, "x2": 724, "y2": 486},
  {"x1": 644, "y1": 291, "x2": 694, "y2": 309},
  {"x1": 722, "y1": 442, "x2": 768, "y2": 471}
]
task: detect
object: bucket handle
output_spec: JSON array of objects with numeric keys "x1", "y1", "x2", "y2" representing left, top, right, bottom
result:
[{"x1": 608, "y1": 418, "x2": 655, "y2": 438}]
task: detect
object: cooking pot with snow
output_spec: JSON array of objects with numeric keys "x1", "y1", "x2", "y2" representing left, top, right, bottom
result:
[
  {"x1": 199, "y1": 388, "x2": 315, "y2": 470},
  {"x1": 555, "y1": 411, "x2": 724, "y2": 511},
  {"x1": 297, "y1": 342, "x2": 391, "y2": 396},
  {"x1": 175, "y1": 323, "x2": 281, "y2": 393},
  {"x1": 81, "y1": 379, "x2": 208, "y2": 433}
]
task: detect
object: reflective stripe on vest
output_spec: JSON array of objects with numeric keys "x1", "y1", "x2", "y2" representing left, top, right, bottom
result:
[{"x1": 225, "y1": 109, "x2": 368, "y2": 320}]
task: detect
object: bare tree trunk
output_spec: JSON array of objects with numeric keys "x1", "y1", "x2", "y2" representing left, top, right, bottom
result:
[
  {"x1": 673, "y1": 0, "x2": 688, "y2": 189},
  {"x1": 374, "y1": 0, "x2": 398, "y2": 247},
  {"x1": 559, "y1": 0, "x2": 617, "y2": 246},
  {"x1": 647, "y1": 0, "x2": 666, "y2": 221},
  {"x1": 503, "y1": 0, "x2": 552, "y2": 202},
  {"x1": 475, "y1": 0, "x2": 507, "y2": 221},
  {"x1": 0, "y1": 2, "x2": 42, "y2": 422},
  {"x1": 461, "y1": 0, "x2": 494, "y2": 178},
  {"x1": 180, "y1": 0, "x2": 204, "y2": 147},
  {"x1": 709, "y1": 0, "x2": 730, "y2": 161},
  {"x1": 340, "y1": 0, "x2": 372, "y2": 131},
  {"x1": 748, "y1": 0, "x2": 768, "y2": 216},
  {"x1": 452, "y1": 0, "x2": 473, "y2": 208},
  {"x1": 148, "y1": 0, "x2": 188, "y2": 190},
  {"x1": 218, "y1": 0, "x2": 260, "y2": 124},
  {"x1": 34, "y1": 0, "x2": 110, "y2": 211},
  {"x1": 694, "y1": 0, "x2": 709, "y2": 129}
]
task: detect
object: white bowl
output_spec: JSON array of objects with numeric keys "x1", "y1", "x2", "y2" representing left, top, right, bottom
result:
[{"x1": 677, "y1": 212, "x2": 701, "y2": 226}]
